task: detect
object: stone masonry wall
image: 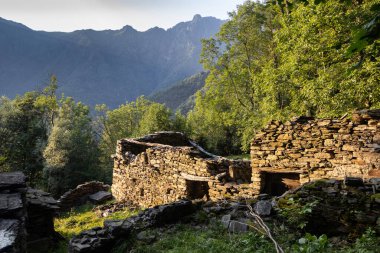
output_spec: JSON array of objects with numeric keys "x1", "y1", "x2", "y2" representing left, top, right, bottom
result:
[
  {"x1": 0, "y1": 172, "x2": 27, "y2": 253},
  {"x1": 0, "y1": 172, "x2": 59, "y2": 253},
  {"x1": 251, "y1": 109, "x2": 380, "y2": 195},
  {"x1": 58, "y1": 181, "x2": 110, "y2": 211},
  {"x1": 112, "y1": 132, "x2": 253, "y2": 207}
]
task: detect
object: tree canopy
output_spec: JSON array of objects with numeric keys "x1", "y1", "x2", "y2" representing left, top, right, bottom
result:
[{"x1": 187, "y1": 0, "x2": 380, "y2": 153}]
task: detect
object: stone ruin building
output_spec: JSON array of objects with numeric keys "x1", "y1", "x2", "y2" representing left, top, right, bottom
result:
[
  {"x1": 112, "y1": 132, "x2": 252, "y2": 207},
  {"x1": 251, "y1": 109, "x2": 380, "y2": 196},
  {"x1": 112, "y1": 110, "x2": 380, "y2": 207}
]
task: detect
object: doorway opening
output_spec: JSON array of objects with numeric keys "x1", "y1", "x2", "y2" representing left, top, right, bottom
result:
[
  {"x1": 262, "y1": 172, "x2": 300, "y2": 196},
  {"x1": 185, "y1": 180, "x2": 209, "y2": 200}
]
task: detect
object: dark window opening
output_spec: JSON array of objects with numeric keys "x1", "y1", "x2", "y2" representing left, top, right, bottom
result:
[
  {"x1": 186, "y1": 180, "x2": 209, "y2": 200},
  {"x1": 262, "y1": 172, "x2": 300, "y2": 196},
  {"x1": 140, "y1": 188, "x2": 144, "y2": 197}
]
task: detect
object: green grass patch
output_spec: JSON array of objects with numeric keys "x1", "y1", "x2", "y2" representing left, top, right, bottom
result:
[
  {"x1": 113, "y1": 223, "x2": 276, "y2": 253},
  {"x1": 54, "y1": 203, "x2": 139, "y2": 239},
  {"x1": 112, "y1": 221, "x2": 380, "y2": 253}
]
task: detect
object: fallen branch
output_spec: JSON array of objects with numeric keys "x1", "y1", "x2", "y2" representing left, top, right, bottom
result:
[{"x1": 246, "y1": 203, "x2": 284, "y2": 253}]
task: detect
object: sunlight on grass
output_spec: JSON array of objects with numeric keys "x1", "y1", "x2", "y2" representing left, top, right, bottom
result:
[{"x1": 54, "y1": 203, "x2": 139, "y2": 239}]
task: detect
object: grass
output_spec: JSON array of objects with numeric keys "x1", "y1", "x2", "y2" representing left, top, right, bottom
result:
[
  {"x1": 49, "y1": 205, "x2": 380, "y2": 253},
  {"x1": 48, "y1": 202, "x2": 139, "y2": 252},
  {"x1": 111, "y1": 220, "x2": 380, "y2": 253},
  {"x1": 54, "y1": 202, "x2": 139, "y2": 239},
  {"x1": 112, "y1": 223, "x2": 276, "y2": 253}
]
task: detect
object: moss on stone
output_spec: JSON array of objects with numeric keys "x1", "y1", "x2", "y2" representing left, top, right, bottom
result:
[
  {"x1": 370, "y1": 193, "x2": 380, "y2": 202},
  {"x1": 303, "y1": 180, "x2": 329, "y2": 190}
]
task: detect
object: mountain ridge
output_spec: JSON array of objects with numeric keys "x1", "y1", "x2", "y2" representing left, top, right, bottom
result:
[
  {"x1": 150, "y1": 71, "x2": 208, "y2": 113},
  {"x1": 0, "y1": 15, "x2": 223, "y2": 108}
]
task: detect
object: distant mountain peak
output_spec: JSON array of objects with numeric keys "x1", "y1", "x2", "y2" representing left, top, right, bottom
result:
[
  {"x1": 146, "y1": 26, "x2": 165, "y2": 33},
  {"x1": 0, "y1": 17, "x2": 31, "y2": 31},
  {"x1": 120, "y1": 25, "x2": 137, "y2": 33},
  {"x1": 192, "y1": 14, "x2": 202, "y2": 22}
]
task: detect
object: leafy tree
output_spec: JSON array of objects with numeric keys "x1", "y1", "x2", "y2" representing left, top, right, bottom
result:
[
  {"x1": 137, "y1": 102, "x2": 171, "y2": 136},
  {"x1": 95, "y1": 97, "x2": 176, "y2": 182},
  {"x1": 43, "y1": 97, "x2": 100, "y2": 196},
  {"x1": 275, "y1": 0, "x2": 380, "y2": 116},
  {"x1": 0, "y1": 76, "x2": 58, "y2": 186},
  {"x1": 189, "y1": 1, "x2": 279, "y2": 153},
  {"x1": 189, "y1": 0, "x2": 380, "y2": 154}
]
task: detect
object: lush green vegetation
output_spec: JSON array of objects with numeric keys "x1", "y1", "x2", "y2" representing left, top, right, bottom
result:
[
  {"x1": 0, "y1": 80, "x2": 186, "y2": 192},
  {"x1": 42, "y1": 203, "x2": 139, "y2": 253},
  {"x1": 54, "y1": 203, "x2": 139, "y2": 239},
  {"x1": 111, "y1": 222, "x2": 380, "y2": 253},
  {"x1": 113, "y1": 223, "x2": 277, "y2": 253},
  {"x1": 188, "y1": 0, "x2": 380, "y2": 154}
]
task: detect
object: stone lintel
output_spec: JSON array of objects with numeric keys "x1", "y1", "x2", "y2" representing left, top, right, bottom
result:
[
  {"x1": 180, "y1": 173, "x2": 211, "y2": 182},
  {"x1": 257, "y1": 168, "x2": 303, "y2": 174}
]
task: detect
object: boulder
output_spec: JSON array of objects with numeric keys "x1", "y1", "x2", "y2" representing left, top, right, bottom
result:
[
  {"x1": 0, "y1": 219, "x2": 23, "y2": 253},
  {"x1": 254, "y1": 200, "x2": 272, "y2": 216},
  {"x1": 0, "y1": 194, "x2": 23, "y2": 217},
  {"x1": 228, "y1": 220, "x2": 248, "y2": 233},
  {"x1": 221, "y1": 215, "x2": 231, "y2": 228},
  {"x1": 0, "y1": 172, "x2": 26, "y2": 191}
]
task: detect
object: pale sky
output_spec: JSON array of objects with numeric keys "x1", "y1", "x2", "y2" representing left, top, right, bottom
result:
[{"x1": 0, "y1": 0, "x2": 246, "y2": 32}]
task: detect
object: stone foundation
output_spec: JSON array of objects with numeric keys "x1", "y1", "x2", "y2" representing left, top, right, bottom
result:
[
  {"x1": 112, "y1": 132, "x2": 253, "y2": 207},
  {"x1": 251, "y1": 109, "x2": 380, "y2": 195}
]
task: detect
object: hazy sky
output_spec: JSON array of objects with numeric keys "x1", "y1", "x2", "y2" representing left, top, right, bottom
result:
[{"x1": 0, "y1": 0, "x2": 246, "y2": 32}]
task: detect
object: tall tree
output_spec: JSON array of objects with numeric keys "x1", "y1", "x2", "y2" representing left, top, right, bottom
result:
[
  {"x1": 0, "y1": 77, "x2": 58, "y2": 186},
  {"x1": 275, "y1": 0, "x2": 380, "y2": 116},
  {"x1": 189, "y1": 0, "x2": 380, "y2": 154},
  {"x1": 189, "y1": 1, "x2": 279, "y2": 153},
  {"x1": 44, "y1": 97, "x2": 100, "y2": 196}
]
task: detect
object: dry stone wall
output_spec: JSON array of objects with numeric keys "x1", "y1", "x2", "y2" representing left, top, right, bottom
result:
[
  {"x1": 251, "y1": 109, "x2": 380, "y2": 195},
  {"x1": 112, "y1": 110, "x2": 380, "y2": 206},
  {"x1": 58, "y1": 181, "x2": 110, "y2": 211},
  {"x1": 112, "y1": 132, "x2": 253, "y2": 207},
  {"x1": 26, "y1": 188, "x2": 60, "y2": 244},
  {"x1": 0, "y1": 172, "x2": 59, "y2": 253},
  {"x1": 0, "y1": 172, "x2": 27, "y2": 253}
]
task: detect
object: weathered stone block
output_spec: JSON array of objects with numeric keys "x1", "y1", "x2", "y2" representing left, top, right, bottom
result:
[
  {"x1": 0, "y1": 172, "x2": 26, "y2": 191},
  {"x1": 254, "y1": 200, "x2": 272, "y2": 216},
  {"x1": 0, "y1": 219, "x2": 23, "y2": 253}
]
